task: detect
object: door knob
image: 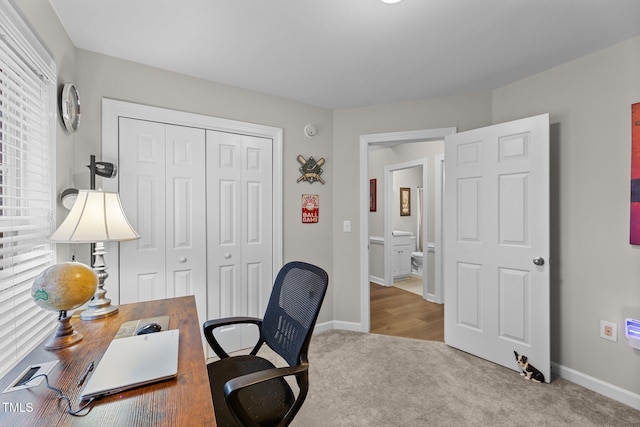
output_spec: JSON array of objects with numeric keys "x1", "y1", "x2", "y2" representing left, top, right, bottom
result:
[
  {"x1": 533, "y1": 257, "x2": 545, "y2": 266},
  {"x1": 224, "y1": 253, "x2": 231, "y2": 259},
  {"x1": 178, "y1": 257, "x2": 187, "y2": 263}
]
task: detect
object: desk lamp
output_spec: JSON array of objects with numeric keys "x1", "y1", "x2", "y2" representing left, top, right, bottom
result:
[{"x1": 50, "y1": 190, "x2": 140, "y2": 320}]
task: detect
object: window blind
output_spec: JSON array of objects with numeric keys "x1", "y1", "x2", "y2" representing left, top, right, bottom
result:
[{"x1": 0, "y1": 3, "x2": 56, "y2": 377}]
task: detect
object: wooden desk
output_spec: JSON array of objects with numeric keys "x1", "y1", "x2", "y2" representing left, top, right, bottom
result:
[{"x1": 0, "y1": 296, "x2": 216, "y2": 426}]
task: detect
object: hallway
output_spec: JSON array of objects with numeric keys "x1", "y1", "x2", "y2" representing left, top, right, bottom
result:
[{"x1": 369, "y1": 283, "x2": 444, "y2": 342}]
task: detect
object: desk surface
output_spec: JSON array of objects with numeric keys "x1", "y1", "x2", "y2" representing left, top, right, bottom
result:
[{"x1": 0, "y1": 296, "x2": 216, "y2": 426}]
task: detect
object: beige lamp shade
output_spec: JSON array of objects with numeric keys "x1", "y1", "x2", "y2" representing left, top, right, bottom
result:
[{"x1": 50, "y1": 190, "x2": 140, "y2": 243}]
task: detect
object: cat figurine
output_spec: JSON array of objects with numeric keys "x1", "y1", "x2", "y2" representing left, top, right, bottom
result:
[{"x1": 514, "y1": 351, "x2": 545, "y2": 383}]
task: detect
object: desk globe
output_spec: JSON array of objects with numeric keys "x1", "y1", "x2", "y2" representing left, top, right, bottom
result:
[{"x1": 32, "y1": 262, "x2": 97, "y2": 350}]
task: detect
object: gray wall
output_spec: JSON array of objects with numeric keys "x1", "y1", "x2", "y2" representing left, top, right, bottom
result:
[
  {"x1": 333, "y1": 93, "x2": 493, "y2": 325},
  {"x1": 15, "y1": 0, "x2": 640, "y2": 399},
  {"x1": 333, "y1": 38, "x2": 640, "y2": 397},
  {"x1": 15, "y1": 0, "x2": 335, "y2": 324}
]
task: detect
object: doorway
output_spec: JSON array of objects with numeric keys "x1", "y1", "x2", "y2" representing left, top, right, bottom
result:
[
  {"x1": 386, "y1": 160, "x2": 444, "y2": 298},
  {"x1": 359, "y1": 128, "x2": 456, "y2": 334},
  {"x1": 384, "y1": 160, "x2": 426, "y2": 295},
  {"x1": 363, "y1": 115, "x2": 550, "y2": 378}
]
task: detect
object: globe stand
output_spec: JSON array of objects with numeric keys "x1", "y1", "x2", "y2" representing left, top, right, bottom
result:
[
  {"x1": 80, "y1": 242, "x2": 118, "y2": 320},
  {"x1": 45, "y1": 310, "x2": 83, "y2": 350}
]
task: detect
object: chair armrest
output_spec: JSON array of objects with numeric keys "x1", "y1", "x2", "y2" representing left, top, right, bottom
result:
[
  {"x1": 203, "y1": 317, "x2": 263, "y2": 358},
  {"x1": 224, "y1": 364, "x2": 310, "y2": 427}
]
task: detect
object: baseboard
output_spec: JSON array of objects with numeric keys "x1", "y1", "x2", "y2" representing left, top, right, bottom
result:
[
  {"x1": 369, "y1": 275, "x2": 385, "y2": 286},
  {"x1": 314, "y1": 320, "x2": 365, "y2": 335},
  {"x1": 552, "y1": 362, "x2": 640, "y2": 411}
]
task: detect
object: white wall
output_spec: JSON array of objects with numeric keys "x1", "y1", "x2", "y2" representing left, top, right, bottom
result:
[
  {"x1": 493, "y1": 35, "x2": 640, "y2": 396},
  {"x1": 392, "y1": 167, "x2": 421, "y2": 233}
]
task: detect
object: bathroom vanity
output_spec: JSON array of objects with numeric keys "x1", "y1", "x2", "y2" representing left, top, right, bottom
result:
[{"x1": 392, "y1": 231, "x2": 414, "y2": 279}]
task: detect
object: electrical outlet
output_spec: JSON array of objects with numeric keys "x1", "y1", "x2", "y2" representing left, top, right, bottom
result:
[{"x1": 600, "y1": 320, "x2": 617, "y2": 342}]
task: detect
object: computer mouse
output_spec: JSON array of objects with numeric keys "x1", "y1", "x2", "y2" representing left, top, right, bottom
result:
[{"x1": 135, "y1": 322, "x2": 162, "y2": 335}]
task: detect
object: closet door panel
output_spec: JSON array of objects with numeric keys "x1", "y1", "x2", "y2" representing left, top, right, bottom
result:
[
  {"x1": 207, "y1": 131, "x2": 245, "y2": 352},
  {"x1": 119, "y1": 120, "x2": 207, "y2": 329},
  {"x1": 207, "y1": 131, "x2": 273, "y2": 353},
  {"x1": 165, "y1": 124, "x2": 207, "y2": 324},
  {"x1": 242, "y1": 136, "x2": 273, "y2": 320},
  {"x1": 119, "y1": 118, "x2": 167, "y2": 303}
]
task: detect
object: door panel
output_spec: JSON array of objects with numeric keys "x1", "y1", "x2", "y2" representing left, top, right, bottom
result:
[
  {"x1": 242, "y1": 136, "x2": 273, "y2": 318},
  {"x1": 120, "y1": 119, "x2": 167, "y2": 301},
  {"x1": 118, "y1": 119, "x2": 273, "y2": 356},
  {"x1": 208, "y1": 131, "x2": 244, "y2": 351},
  {"x1": 164, "y1": 124, "x2": 207, "y2": 323},
  {"x1": 119, "y1": 118, "x2": 207, "y2": 328},
  {"x1": 444, "y1": 114, "x2": 550, "y2": 381},
  {"x1": 207, "y1": 130, "x2": 273, "y2": 353}
]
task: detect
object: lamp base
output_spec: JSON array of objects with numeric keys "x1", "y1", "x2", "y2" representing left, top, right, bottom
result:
[
  {"x1": 45, "y1": 315, "x2": 83, "y2": 350},
  {"x1": 80, "y1": 298, "x2": 118, "y2": 320},
  {"x1": 80, "y1": 241, "x2": 119, "y2": 320}
]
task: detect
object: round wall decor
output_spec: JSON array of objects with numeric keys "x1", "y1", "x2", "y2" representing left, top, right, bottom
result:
[{"x1": 60, "y1": 83, "x2": 81, "y2": 132}]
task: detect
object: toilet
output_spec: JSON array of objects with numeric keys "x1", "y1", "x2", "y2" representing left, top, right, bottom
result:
[{"x1": 411, "y1": 252, "x2": 423, "y2": 276}]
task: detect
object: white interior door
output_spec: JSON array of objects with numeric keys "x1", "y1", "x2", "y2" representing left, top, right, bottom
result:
[
  {"x1": 118, "y1": 118, "x2": 207, "y2": 327},
  {"x1": 444, "y1": 114, "x2": 550, "y2": 381},
  {"x1": 207, "y1": 130, "x2": 273, "y2": 353}
]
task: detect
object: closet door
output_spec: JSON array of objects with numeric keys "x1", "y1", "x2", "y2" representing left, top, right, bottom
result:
[
  {"x1": 207, "y1": 130, "x2": 273, "y2": 353},
  {"x1": 118, "y1": 118, "x2": 207, "y2": 325}
]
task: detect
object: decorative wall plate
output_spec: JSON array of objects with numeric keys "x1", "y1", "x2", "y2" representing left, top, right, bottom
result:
[{"x1": 60, "y1": 83, "x2": 81, "y2": 132}]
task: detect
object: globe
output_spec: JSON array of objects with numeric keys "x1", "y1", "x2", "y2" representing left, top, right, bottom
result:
[{"x1": 32, "y1": 262, "x2": 98, "y2": 313}]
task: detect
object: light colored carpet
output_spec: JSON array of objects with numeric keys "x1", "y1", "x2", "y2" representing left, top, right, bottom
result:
[{"x1": 282, "y1": 330, "x2": 640, "y2": 426}]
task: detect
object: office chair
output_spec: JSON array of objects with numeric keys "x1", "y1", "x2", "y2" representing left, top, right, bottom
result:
[{"x1": 204, "y1": 261, "x2": 329, "y2": 427}]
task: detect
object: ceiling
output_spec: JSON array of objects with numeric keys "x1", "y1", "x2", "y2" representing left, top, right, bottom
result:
[{"x1": 48, "y1": 0, "x2": 640, "y2": 110}]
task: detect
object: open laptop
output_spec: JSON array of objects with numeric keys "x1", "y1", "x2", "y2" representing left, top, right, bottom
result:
[{"x1": 80, "y1": 329, "x2": 179, "y2": 400}]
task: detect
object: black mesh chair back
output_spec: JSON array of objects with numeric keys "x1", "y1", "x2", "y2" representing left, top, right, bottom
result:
[{"x1": 262, "y1": 261, "x2": 328, "y2": 366}]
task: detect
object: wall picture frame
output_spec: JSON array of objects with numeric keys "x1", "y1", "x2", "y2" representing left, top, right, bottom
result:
[
  {"x1": 369, "y1": 179, "x2": 377, "y2": 212},
  {"x1": 400, "y1": 187, "x2": 411, "y2": 216}
]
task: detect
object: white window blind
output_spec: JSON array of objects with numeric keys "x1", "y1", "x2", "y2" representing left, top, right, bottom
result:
[{"x1": 0, "y1": 3, "x2": 56, "y2": 377}]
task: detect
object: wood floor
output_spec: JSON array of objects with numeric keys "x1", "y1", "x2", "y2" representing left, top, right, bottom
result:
[{"x1": 370, "y1": 283, "x2": 444, "y2": 342}]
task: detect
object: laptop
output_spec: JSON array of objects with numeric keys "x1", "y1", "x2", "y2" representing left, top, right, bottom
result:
[{"x1": 80, "y1": 329, "x2": 179, "y2": 400}]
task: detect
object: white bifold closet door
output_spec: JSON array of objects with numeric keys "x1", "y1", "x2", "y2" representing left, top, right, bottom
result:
[
  {"x1": 206, "y1": 130, "x2": 273, "y2": 353},
  {"x1": 118, "y1": 118, "x2": 207, "y2": 333},
  {"x1": 117, "y1": 118, "x2": 274, "y2": 356}
]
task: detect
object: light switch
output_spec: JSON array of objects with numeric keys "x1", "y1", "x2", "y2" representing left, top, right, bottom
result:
[{"x1": 343, "y1": 220, "x2": 351, "y2": 232}]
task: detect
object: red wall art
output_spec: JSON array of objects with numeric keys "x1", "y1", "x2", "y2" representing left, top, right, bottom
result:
[
  {"x1": 302, "y1": 194, "x2": 319, "y2": 223},
  {"x1": 630, "y1": 102, "x2": 640, "y2": 244}
]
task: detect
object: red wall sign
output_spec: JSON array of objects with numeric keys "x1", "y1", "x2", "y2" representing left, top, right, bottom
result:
[{"x1": 302, "y1": 194, "x2": 319, "y2": 223}]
